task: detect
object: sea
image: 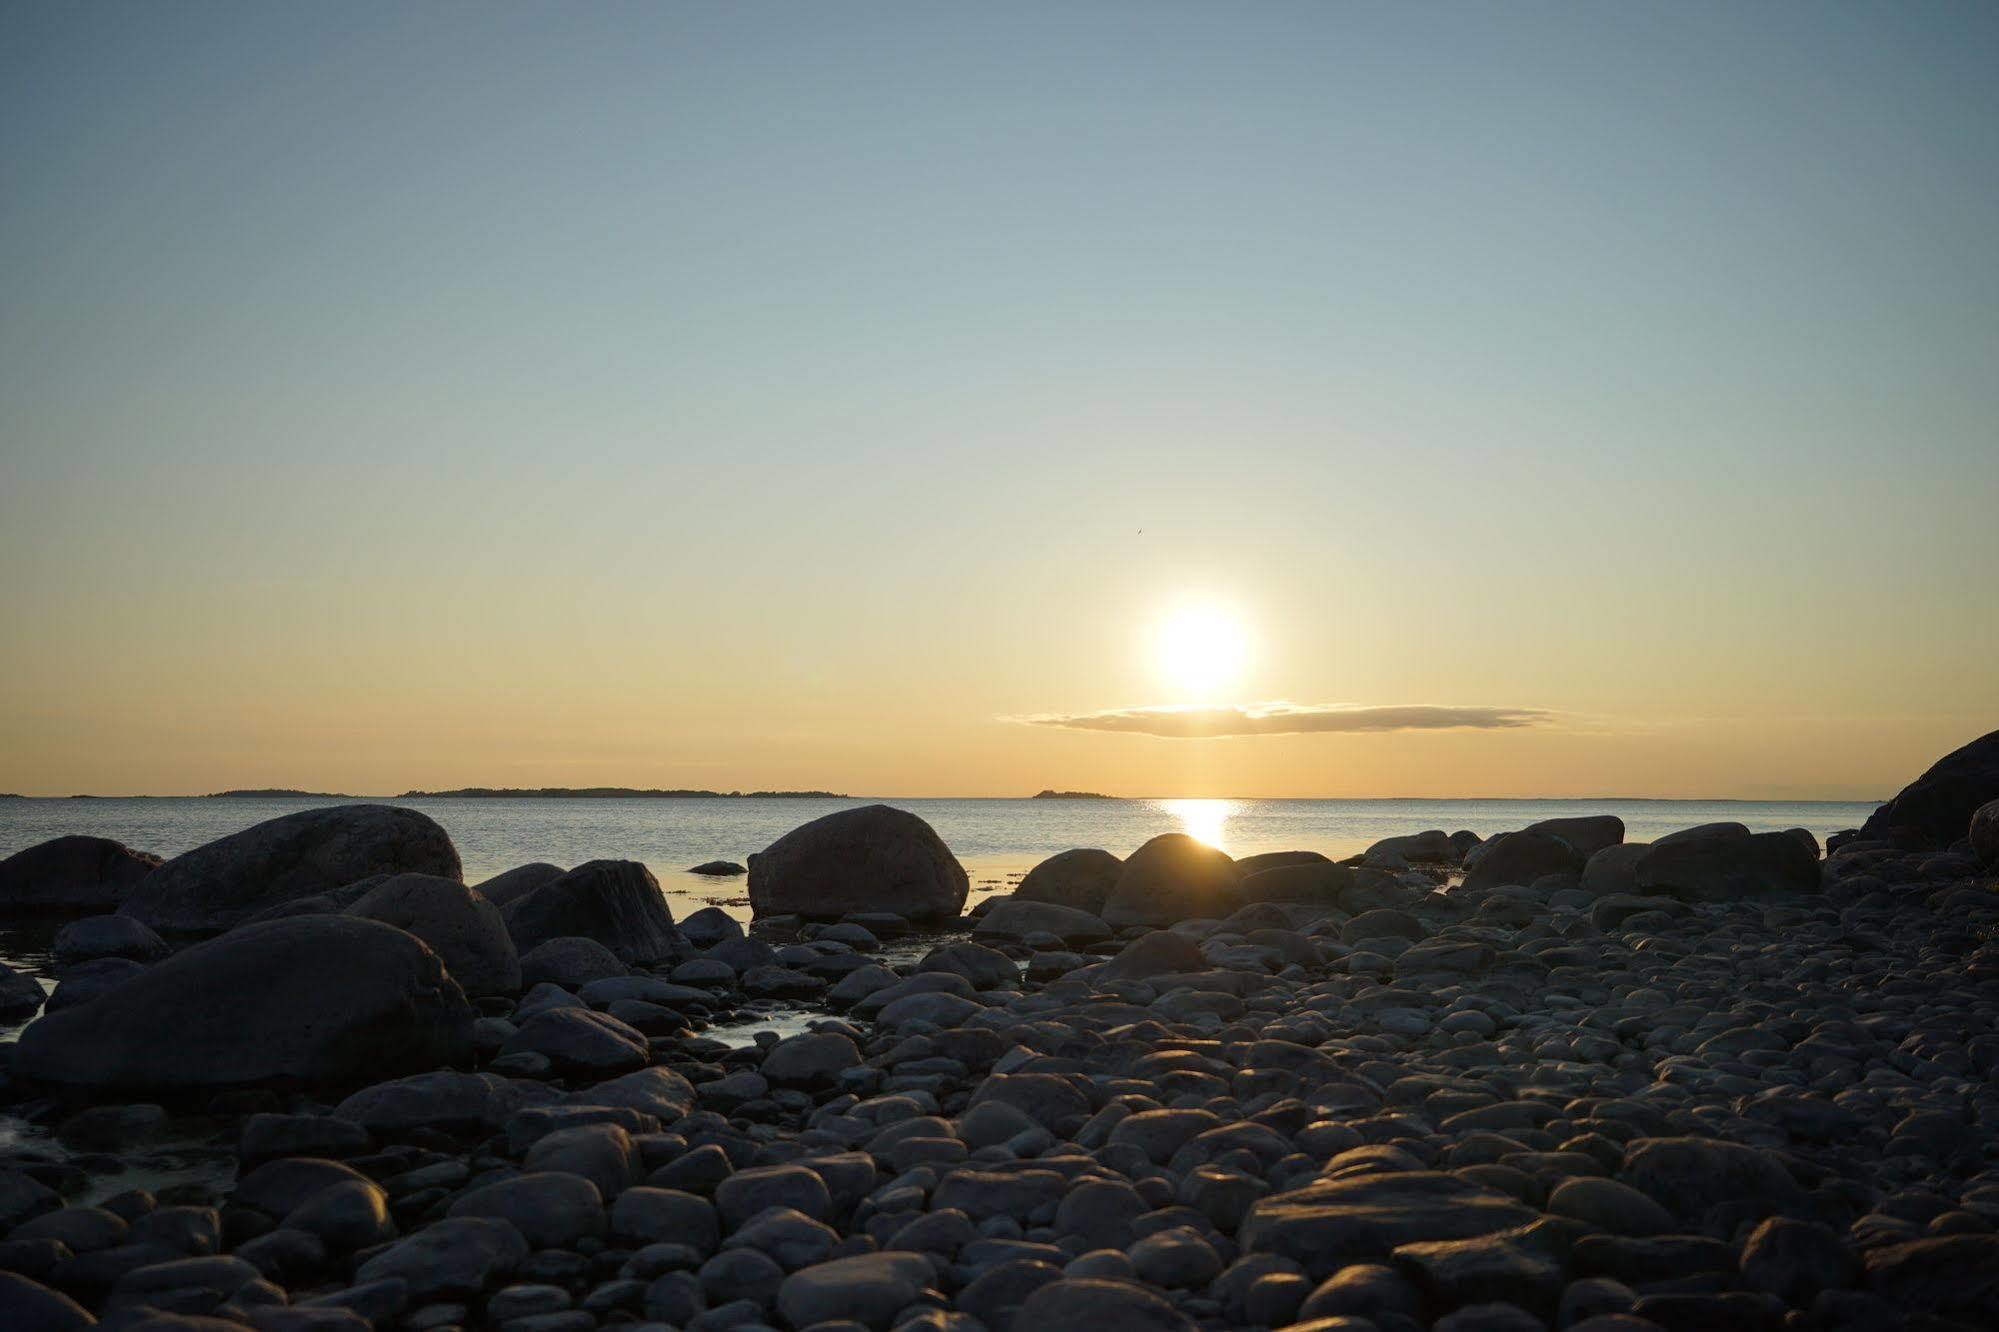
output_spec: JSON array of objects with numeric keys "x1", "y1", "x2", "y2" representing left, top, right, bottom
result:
[{"x1": 0, "y1": 792, "x2": 1878, "y2": 1201}]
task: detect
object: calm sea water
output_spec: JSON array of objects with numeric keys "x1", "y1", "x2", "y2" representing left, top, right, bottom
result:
[{"x1": 0, "y1": 793, "x2": 1878, "y2": 922}]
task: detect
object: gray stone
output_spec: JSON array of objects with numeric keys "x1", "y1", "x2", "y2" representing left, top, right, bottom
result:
[
  {"x1": 354, "y1": 1216, "x2": 529, "y2": 1301},
  {"x1": 13, "y1": 916, "x2": 473, "y2": 1088},
  {"x1": 0, "y1": 835, "x2": 161, "y2": 914},
  {"x1": 503, "y1": 860, "x2": 687, "y2": 965},
  {"x1": 448, "y1": 1173, "x2": 604, "y2": 1248},
  {"x1": 344, "y1": 873, "x2": 520, "y2": 997},
  {"x1": 121, "y1": 804, "x2": 460, "y2": 933},
  {"x1": 749, "y1": 804, "x2": 968, "y2": 922},
  {"x1": 1012, "y1": 849, "x2": 1124, "y2": 914},
  {"x1": 1100, "y1": 833, "x2": 1243, "y2": 928},
  {"x1": 51, "y1": 914, "x2": 169, "y2": 964}
]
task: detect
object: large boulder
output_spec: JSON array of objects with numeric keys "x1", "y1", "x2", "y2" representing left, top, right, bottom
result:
[
  {"x1": 1100, "y1": 834, "x2": 1243, "y2": 928},
  {"x1": 345, "y1": 873, "x2": 521, "y2": 997},
  {"x1": 0, "y1": 836, "x2": 161, "y2": 913},
  {"x1": 120, "y1": 804, "x2": 461, "y2": 934},
  {"x1": 1363, "y1": 831, "x2": 1457, "y2": 864},
  {"x1": 473, "y1": 863, "x2": 566, "y2": 909},
  {"x1": 12, "y1": 915, "x2": 474, "y2": 1088},
  {"x1": 1858, "y1": 728, "x2": 1999, "y2": 849},
  {"x1": 748, "y1": 805, "x2": 967, "y2": 923},
  {"x1": 502, "y1": 860, "x2": 686, "y2": 965},
  {"x1": 1580, "y1": 843, "x2": 1649, "y2": 897},
  {"x1": 1460, "y1": 830, "x2": 1584, "y2": 892},
  {"x1": 1012, "y1": 849, "x2": 1123, "y2": 914},
  {"x1": 1240, "y1": 860, "x2": 1355, "y2": 904},
  {"x1": 1631, "y1": 826, "x2": 1818, "y2": 902},
  {"x1": 1522, "y1": 814, "x2": 1625, "y2": 859}
]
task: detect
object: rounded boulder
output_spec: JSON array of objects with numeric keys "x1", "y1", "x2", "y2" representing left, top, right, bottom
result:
[{"x1": 749, "y1": 805, "x2": 967, "y2": 923}]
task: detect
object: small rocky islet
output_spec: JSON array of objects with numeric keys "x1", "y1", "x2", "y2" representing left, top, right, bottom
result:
[{"x1": 0, "y1": 738, "x2": 1995, "y2": 1331}]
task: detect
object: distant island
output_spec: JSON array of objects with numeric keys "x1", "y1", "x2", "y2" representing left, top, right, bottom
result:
[
  {"x1": 209, "y1": 788, "x2": 357, "y2": 799},
  {"x1": 395, "y1": 787, "x2": 849, "y2": 800},
  {"x1": 1032, "y1": 789, "x2": 1118, "y2": 799}
]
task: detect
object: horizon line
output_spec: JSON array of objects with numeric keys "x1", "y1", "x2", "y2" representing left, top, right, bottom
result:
[{"x1": 0, "y1": 789, "x2": 1886, "y2": 804}]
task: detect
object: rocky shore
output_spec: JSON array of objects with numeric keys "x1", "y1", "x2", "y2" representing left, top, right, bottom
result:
[{"x1": 0, "y1": 733, "x2": 1994, "y2": 1332}]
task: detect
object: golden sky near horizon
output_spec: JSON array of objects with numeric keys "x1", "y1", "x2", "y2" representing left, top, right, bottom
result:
[{"x1": 2, "y1": 6, "x2": 1996, "y2": 798}]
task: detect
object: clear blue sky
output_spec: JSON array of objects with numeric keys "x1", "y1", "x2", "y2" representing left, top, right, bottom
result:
[{"x1": 2, "y1": 2, "x2": 1995, "y2": 797}]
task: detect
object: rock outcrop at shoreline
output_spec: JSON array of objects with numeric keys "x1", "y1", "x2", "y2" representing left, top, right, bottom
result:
[
  {"x1": 749, "y1": 804, "x2": 969, "y2": 922},
  {"x1": 0, "y1": 746, "x2": 1997, "y2": 1332},
  {"x1": 0, "y1": 835, "x2": 161, "y2": 913},
  {"x1": 1856, "y1": 726, "x2": 1999, "y2": 848},
  {"x1": 118, "y1": 803, "x2": 463, "y2": 934}
]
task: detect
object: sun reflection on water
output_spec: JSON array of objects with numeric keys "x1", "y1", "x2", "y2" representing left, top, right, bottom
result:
[{"x1": 1158, "y1": 798, "x2": 1238, "y2": 852}]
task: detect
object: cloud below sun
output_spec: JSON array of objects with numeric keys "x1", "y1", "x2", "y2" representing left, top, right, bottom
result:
[{"x1": 1017, "y1": 701, "x2": 1557, "y2": 739}]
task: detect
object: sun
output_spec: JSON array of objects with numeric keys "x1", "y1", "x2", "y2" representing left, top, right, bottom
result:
[{"x1": 1154, "y1": 604, "x2": 1249, "y2": 701}]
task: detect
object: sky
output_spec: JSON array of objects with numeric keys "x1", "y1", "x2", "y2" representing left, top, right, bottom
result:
[{"x1": 2, "y1": 2, "x2": 1995, "y2": 799}]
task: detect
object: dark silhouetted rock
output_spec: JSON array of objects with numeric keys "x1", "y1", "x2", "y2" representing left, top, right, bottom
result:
[
  {"x1": 1971, "y1": 797, "x2": 1999, "y2": 867},
  {"x1": 749, "y1": 805, "x2": 967, "y2": 922},
  {"x1": 0, "y1": 963, "x2": 44, "y2": 1019},
  {"x1": 1012, "y1": 848, "x2": 1124, "y2": 914},
  {"x1": 472, "y1": 863, "x2": 565, "y2": 909},
  {"x1": 120, "y1": 805, "x2": 461, "y2": 934},
  {"x1": 1241, "y1": 861, "x2": 1355, "y2": 904},
  {"x1": 502, "y1": 860, "x2": 686, "y2": 965},
  {"x1": 0, "y1": 836, "x2": 161, "y2": 914},
  {"x1": 1858, "y1": 728, "x2": 1999, "y2": 848},
  {"x1": 1631, "y1": 827, "x2": 1818, "y2": 902},
  {"x1": 0, "y1": 1270, "x2": 94, "y2": 1331},
  {"x1": 1461, "y1": 831, "x2": 1584, "y2": 893},
  {"x1": 1364, "y1": 831, "x2": 1458, "y2": 864},
  {"x1": 1101, "y1": 834, "x2": 1243, "y2": 928},
  {"x1": 1100, "y1": 930, "x2": 1205, "y2": 981},
  {"x1": 1522, "y1": 814, "x2": 1625, "y2": 858},
  {"x1": 688, "y1": 860, "x2": 746, "y2": 877},
  {"x1": 344, "y1": 873, "x2": 520, "y2": 997},
  {"x1": 1580, "y1": 844, "x2": 1649, "y2": 897},
  {"x1": 1013, "y1": 1276, "x2": 1199, "y2": 1331},
  {"x1": 13, "y1": 916, "x2": 474, "y2": 1088},
  {"x1": 51, "y1": 914, "x2": 169, "y2": 965},
  {"x1": 972, "y1": 898, "x2": 1111, "y2": 944}
]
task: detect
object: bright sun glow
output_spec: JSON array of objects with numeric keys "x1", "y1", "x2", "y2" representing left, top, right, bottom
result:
[
  {"x1": 1160, "y1": 797, "x2": 1238, "y2": 850},
  {"x1": 1154, "y1": 604, "x2": 1249, "y2": 700}
]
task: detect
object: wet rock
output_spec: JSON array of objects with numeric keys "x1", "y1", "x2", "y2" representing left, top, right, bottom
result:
[
  {"x1": 13, "y1": 916, "x2": 474, "y2": 1088},
  {"x1": 121, "y1": 804, "x2": 460, "y2": 934},
  {"x1": 0, "y1": 835, "x2": 162, "y2": 914},
  {"x1": 749, "y1": 804, "x2": 969, "y2": 922},
  {"x1": 343, "y1": 873, "x2": 520, "y2": 997},
  {"x1": 689, "y1": 860, "x2": 746, "y2": 877},
  {"x1": 503, "y1": 860, "x2": 687, "y2": 965},
  {"x1": 1101, "y1": 834, "x2": 1243, "y2": 928}
]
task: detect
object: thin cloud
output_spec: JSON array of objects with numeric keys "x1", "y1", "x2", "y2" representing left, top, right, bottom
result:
[{"x1": 1017, "y1": 701, "x2": 1557, "y2": 739}]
